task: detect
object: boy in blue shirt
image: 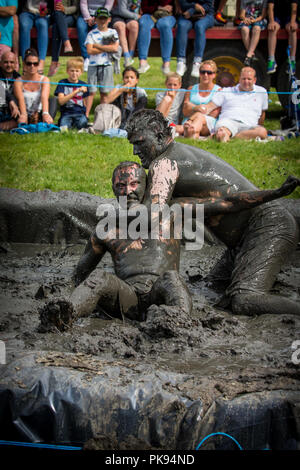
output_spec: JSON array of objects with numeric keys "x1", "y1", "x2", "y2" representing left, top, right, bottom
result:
[
  {"x1": 84, "y1": 7, "x2": 119, "y2": 117},
  {"x1": 55, "y1": 57, "x2": 89, "y2": 130}
]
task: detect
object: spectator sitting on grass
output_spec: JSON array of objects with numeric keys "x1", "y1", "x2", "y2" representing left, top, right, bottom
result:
[
  {"x1": 239, "y1": 0, "x2": 268, "y2": 66},
  {"x1": 155, "y1": 72, "x2": 185, "y2": 136},
  {"x1": 14, "y1": 48, "x2": 53, "y2": 124},
  {"x1": 0, "y1": 50, "x2": 20, "y2": 130},
  {"x1": 181, "y1": 59, "x2": 221, "y2": 139},
  {"x1": 54, "y1": 57, "x2": 89, "y2": 130},
  {"x1": 84, "y1": 7, "x2": 119, "y2": 117},
  {"x1": 267, "y1": 0, "x2": 298, "y2": 75},
  {"x1": 197, "y1": 66, "x2": 268, "y2": 142},
  {"x1": 105, "y1": 65, "x2": 147, "y2": 128}
]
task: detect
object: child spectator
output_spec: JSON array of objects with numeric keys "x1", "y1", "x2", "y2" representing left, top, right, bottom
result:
[
  {"x1": 156, "y1": 72, "x2": 184, "y2": 135},
  {"x1": 176, "y1": 0, "x2": 215, "y2": 78},
  {"x1": 267, "y1": 0, "x2": 298, "y2": 74},
  {"x1": 105, "y1": 65, "x2": 147, "y2": 128},
  {"x1": 84, "y1": 7, "x2": 119, "y2": 117},
  {"x1": 77, "y1": 0, "x2": 114, "y2": 71},
  {"x1": 54, "y1": 57, "x2": 89, "y2": 129},
  {"x1": 239, "y1": 0, "x2": 268, "y2": 66},
  {"x1": 48, "y1": 0, "x2": 79, "y2": 77},
  {"x1": 111, "y1": 0, "x2": 141, "y2": 68}
]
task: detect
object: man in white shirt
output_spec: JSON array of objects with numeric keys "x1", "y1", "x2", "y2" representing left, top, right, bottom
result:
[{"x1": 198, "y1": 67, "x2": 268, "y2": 142}]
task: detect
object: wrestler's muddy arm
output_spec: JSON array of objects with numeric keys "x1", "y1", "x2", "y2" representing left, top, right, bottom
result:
[
  {"x1": 173, "y1": 176, "x2": 300, "y2": 217},
  {"x1": 73, "y1": 234, "x2": 107, "y2": 286}
]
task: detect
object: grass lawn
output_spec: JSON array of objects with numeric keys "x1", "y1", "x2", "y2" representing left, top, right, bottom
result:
[{"x1": 0, "y1": 56, "x2": 299, "y2": 199}]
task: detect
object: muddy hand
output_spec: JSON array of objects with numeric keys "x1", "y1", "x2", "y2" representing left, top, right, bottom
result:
[
  {"x1": 278, "y1": 175, "x2": 300, "y2": 196},
  {"x1": 39, "y1": 299, "x2": 74, "y2": 332}
]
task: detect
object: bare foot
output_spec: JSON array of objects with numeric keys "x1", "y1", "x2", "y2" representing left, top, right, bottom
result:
[{"x1": 216, "y1": 128, "x2": 230, "y2": 142}]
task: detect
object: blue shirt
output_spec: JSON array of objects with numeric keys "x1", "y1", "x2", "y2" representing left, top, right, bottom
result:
[
  {"x1": 55, "y1": 79, "x2": 89, "y2": 116},
  {"x1": 0, "y1": 0, "x2": 17, "y2": 47}
]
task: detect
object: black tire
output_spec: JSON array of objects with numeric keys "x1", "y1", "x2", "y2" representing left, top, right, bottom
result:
[{"x1": 182, "y1": 41, "x2": 269, "y2": 90}]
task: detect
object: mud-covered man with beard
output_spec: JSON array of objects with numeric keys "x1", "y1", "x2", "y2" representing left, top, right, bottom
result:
[
  {"x1": 39, "y1": 159, "x2": 300, "y2": 331},
  {"x1": 125, "y1": 109, "x2": 300, "y2": 316}
]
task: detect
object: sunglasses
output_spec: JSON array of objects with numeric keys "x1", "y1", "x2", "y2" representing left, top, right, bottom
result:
[
  {"x1": 25, "y1": 61, "x2": 39, "y2": 66},
  {"x1": 200, "y1": 70, "x2": 214, "y2": 75}
]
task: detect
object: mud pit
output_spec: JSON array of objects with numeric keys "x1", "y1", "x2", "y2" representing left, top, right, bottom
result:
[{"x1": 0, "y1": 189, "x2": 300, "y2": 450}]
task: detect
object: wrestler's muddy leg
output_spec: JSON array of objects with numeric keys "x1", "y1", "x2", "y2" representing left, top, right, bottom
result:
[
  {"x1": 232, "y1": 292, "x2": 300, "y2": 316},
  {"x1": 39, "y1": 270, "x2": 140, "y2": 331},
  {"x1": 229, "y1": 205, "x2": 300, "y2": 316},
  {"x1": 150, "y1": 270, "x2": 192, "y2": 315}
]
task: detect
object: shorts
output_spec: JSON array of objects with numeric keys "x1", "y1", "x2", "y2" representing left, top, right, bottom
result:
[
  {"x1": 215, "y1": 118, "x2": 259, "y2": 137},
  {"x1": 274, "y1": 16, "x2": 298, "y2": 27},
  {"x1": 87, "y1": 64, "x2": 114, "y2": 93},
  {"x1": 110, "y1": 16, "x2": 138, "y2": 27},
  {"x1": 239, "y1": 18, "x2": 268, "y2": 30},
  {"x1": 226, "y1": 201, "x2": 298, "y2": 298}
]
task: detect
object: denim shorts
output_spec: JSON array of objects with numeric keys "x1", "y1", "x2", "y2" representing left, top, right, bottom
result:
[
  {"x1": 87, "y1": 64, "x2": 114, "y2": 94},
  {"x1": 239, "y1": 18, "x2": 268, "y2": 30}
]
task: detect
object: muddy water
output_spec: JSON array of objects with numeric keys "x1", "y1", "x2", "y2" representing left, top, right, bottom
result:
[{"x1": 1, "y1": 240, "x2": 299, "y2": 414}]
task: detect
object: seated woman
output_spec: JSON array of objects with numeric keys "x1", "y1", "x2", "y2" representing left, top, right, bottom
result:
[
  {"x1": 111, "y1": 0, "x2": 141, "y2": 68},
  {"x1": 19, "y1": 0, "x2": 51, "y2": 74},
  {"x1": 14, "y1": 48, "x2": 53, "y2": 125},
  {"x1": 48, "y1": 0, "x2": 79, "y2": 77},
  {"x1": 182, "y1": 60, "x2": 221, "y2": 139},
  {"x1": 105, "y1": 65, "x2": 147, "y2": 128}
]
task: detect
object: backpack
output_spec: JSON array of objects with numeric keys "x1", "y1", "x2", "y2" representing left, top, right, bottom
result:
[{"x1": 90, "y1": 103, "x2": 121, "y2": 134}]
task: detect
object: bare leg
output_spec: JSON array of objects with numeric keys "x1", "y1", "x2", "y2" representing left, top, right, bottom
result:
[
  {"x1": 268, "y1": 22, "x2": 280, "y2": 57},
  {"x1": 232, "y1": 293, "x2": 300, "y2": 316},
  {"x1": 241, "y1": 26, "x2": 250, "y2": 51},
  {"x1": 287, "y1": 27, "x2": 298, "y2": 58},
  {"x1": 150, "y1": 270, "x2": 192, "y2": 315},
  {"x1": 85, "y1": 92, "x2": 96, "y2": 117},
  {"x1": 114, "y1": 21, "x2": 129, "y2": 54},
  {"x1": 235, "y1": 126, "x2": 267, "y2": 140},
  {"x1": 215, "y1": 126, "x2": 231, "y2": 142},
  {"x1": 247, "y1": 25, "x2": 261, "y2": 57},
  {"x1": 127, "y1": 20, "x2": 139, "y2": 55},
  {"x1": 39, "y1": 270, "x2": 140, "y2": 331}
]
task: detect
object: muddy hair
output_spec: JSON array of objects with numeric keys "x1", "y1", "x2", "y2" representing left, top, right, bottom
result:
[
  {"x1": 125, "y1": 109, "x2": 172, "y2": 140},
  {"x1": 111, "y1": 161, "x2": 146, "y2": 186}
]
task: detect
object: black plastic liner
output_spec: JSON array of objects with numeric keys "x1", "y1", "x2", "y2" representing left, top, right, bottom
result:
[{"x1": 0, "y1": 352, "x2": 300, "y2": 450}]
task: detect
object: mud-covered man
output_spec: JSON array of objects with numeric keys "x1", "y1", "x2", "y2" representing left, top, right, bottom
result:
[
  {"x1": 40, "y1": 161, "x2": 300, "y2": 331},
  {"x1": 125, "y1": 109, "x2": 300, "y2": 316}
]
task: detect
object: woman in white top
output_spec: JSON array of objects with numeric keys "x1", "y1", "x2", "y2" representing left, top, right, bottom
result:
[
  {"x1": 14, "y1": 48, "x2": 53, "y2": 124},
  {"x1": 182, "y1": 60, "x2": 221, "y2": 139}
]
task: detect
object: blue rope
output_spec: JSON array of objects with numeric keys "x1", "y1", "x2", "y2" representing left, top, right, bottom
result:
[
  {"x1": 5, "y1": 78, "x2": 298, "y2": 94},
  {"x1": 196, "y1": 432, "x2": 243, "y2": 450},
  {"x1": 0, "y1": 440, "x2": 82, "y2": 450}
]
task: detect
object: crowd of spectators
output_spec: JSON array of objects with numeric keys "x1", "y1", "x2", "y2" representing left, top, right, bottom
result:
[{"x1": 0, "y1": 1, "x2": 298, "y2": 136}]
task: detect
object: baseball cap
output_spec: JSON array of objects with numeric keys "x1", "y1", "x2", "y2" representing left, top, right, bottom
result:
[{"x1": 94, "y1": 7, "x2": 111, "y2": 18}]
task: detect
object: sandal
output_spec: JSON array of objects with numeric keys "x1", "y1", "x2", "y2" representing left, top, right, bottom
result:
[{"x1": 48, "y1": 62, "x2": 60, "y2": 77}]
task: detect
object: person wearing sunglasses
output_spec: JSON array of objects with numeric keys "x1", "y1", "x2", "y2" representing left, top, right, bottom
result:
[
  {"x1": 14, "y1": 48, "x2": 53, "y2": 124},
  {"x1": 182, "y1": 60, "x2": 221, "y2": 139}
]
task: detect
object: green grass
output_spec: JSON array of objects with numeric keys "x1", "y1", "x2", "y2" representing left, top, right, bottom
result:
[{"x1": 0, "y1": 56, "x2": 299, "y2": 199}]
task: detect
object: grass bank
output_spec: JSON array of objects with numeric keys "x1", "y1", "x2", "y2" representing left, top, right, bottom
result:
[{"x1": 0, "y1": 57, "x2": 299, "y2": 199}]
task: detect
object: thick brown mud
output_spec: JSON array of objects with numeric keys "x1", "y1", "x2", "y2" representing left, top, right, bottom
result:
[{"x1": 0, "y1": 189, "x2": 300, "y2": 449}]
